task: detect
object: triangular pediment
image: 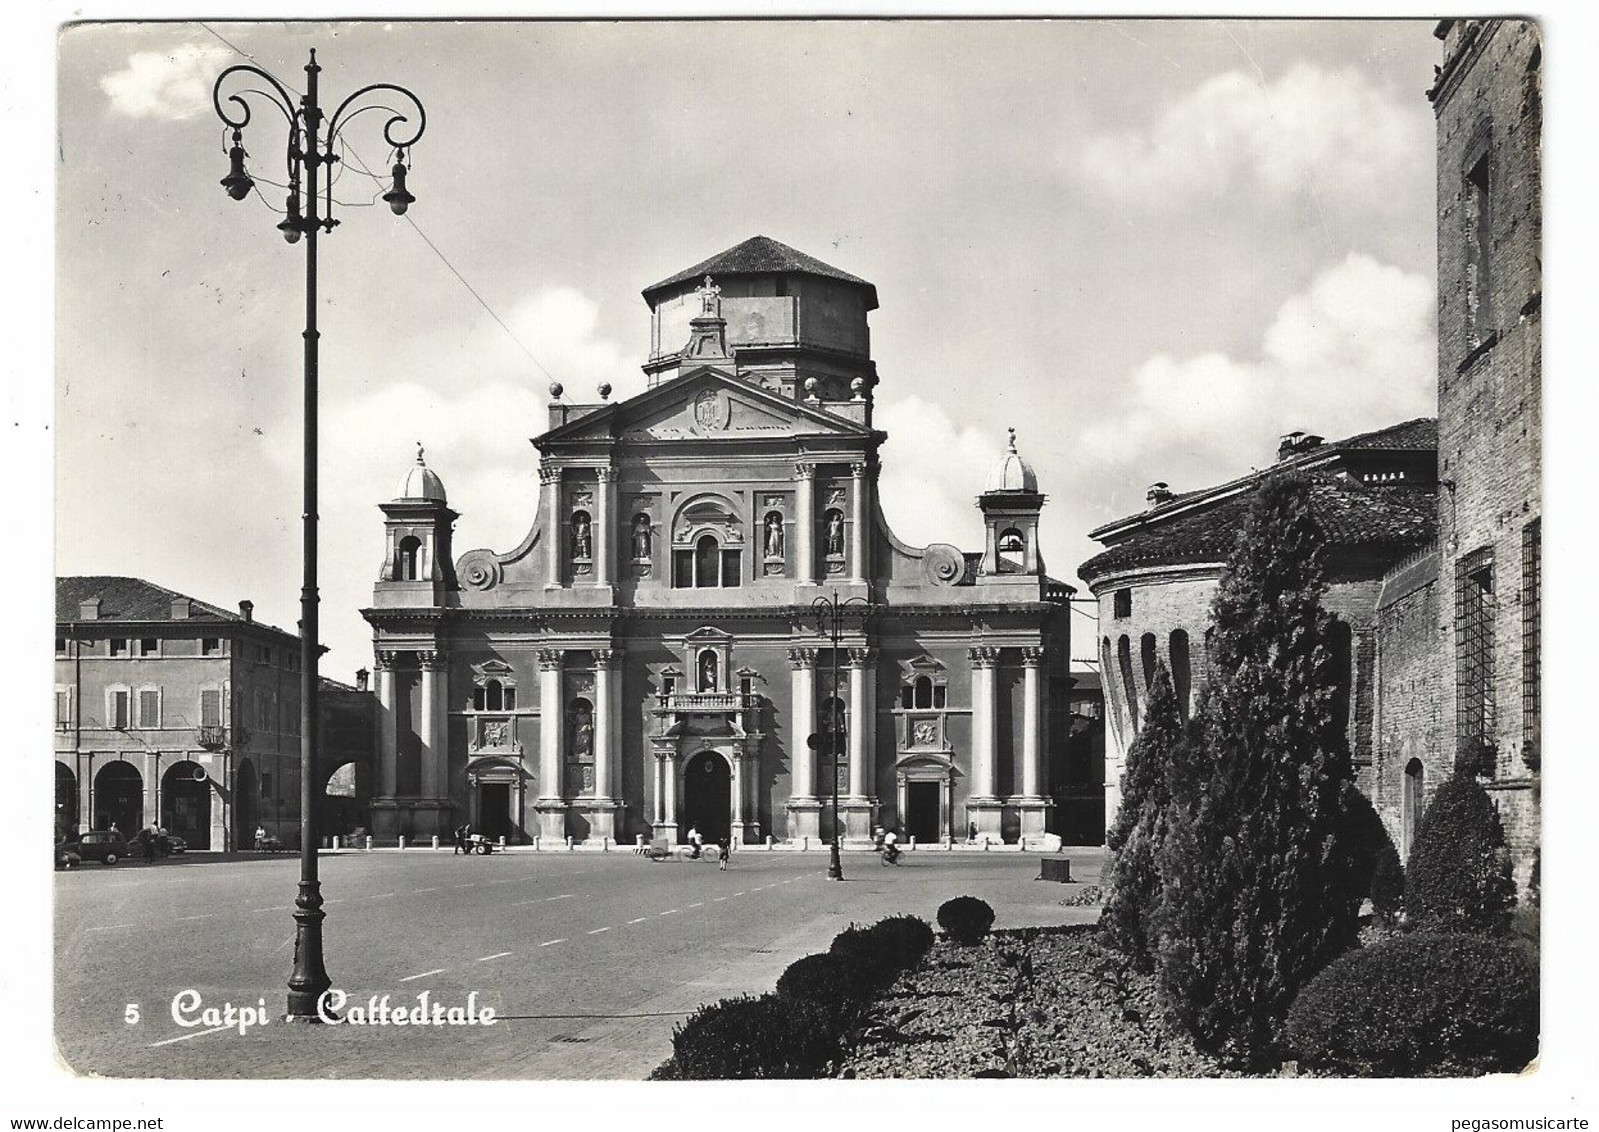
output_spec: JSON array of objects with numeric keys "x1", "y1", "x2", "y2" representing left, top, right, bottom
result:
[
  {"x1": 534, "y1": 367, "x2": 872, "y2": 446},
  {"x1": 684, "y1": 625, "x2": 734, "y2": 644}
]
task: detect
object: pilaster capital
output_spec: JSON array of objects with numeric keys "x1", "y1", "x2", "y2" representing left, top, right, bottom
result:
[
  {"x1": 849, "y1": 461, "x2": 867, "y2": 478},
  {"x1": 787, "y1": 647, "x2": 818, "y2": 671},
  {"x1": 794, "y1": 461, "x2": 817, "y2": 481},
  {"x1": 418, "y1": 650, "x2": 447, "y2": 671},
  {"x1": 968, "y1": 646, "x2": 1000, "y2": 669},
  {"x1": 375, "y1": 650, "x2": 399, "y2": 671},
  {"x1": 845, "y1": 646, "x2": 877, "y2": 669},
  {"x1": 595, "y1": 465, "x2": 618, "y2": 483},
  {"x1": 594, "y1": 647, "x2": 623, "y2": 669},
  {"x1": 538, "y1": 465, "x2": 563, "y2": 486},
  {"x1": 1020, "y1": 646, "x2": 1045, "y2": 667},
  {"x1": 536, "y1": 649, "x2": 565, "y2": 672}
]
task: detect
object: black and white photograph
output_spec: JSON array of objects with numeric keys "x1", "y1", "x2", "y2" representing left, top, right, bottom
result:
[{"x1": 8, "y1": 2, "x2": 1589, "y2": 1124}]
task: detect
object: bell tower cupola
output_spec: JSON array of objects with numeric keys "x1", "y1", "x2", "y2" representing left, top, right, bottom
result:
[
  {"x1": 978, "y1": 428, "x2": 1046, "y2": 582},
  {"x1": 375, "y1": 443, "x2": 459, "y2": 606}
]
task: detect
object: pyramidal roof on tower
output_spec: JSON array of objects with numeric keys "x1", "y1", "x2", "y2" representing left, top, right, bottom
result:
[{"x1": 642, "y1": 235, "x2": 878, "y2": 309}]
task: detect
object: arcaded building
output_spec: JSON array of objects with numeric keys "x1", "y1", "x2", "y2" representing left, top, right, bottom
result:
[
  {"x1": 1078, "y1": 423, "x2": 1439, "y2": 826},
  {"x1": 361, "y1": 237, "x2": 1074, "y2": 848}
]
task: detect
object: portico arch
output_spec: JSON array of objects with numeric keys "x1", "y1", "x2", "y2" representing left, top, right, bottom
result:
[
  {"x1": 161, "y1": 761, "x2": 212, "y2": 850},
  {"x1": 93, "y1": 760, "x2": 142, "y2": 834},
  {"x1": 681, "y1": 749, "x2": 732, "y2": 844}
]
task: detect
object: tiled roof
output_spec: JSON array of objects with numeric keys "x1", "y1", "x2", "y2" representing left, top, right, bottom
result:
[
  {"x1": 1079, "y1": 474, "x2": 1437, "y2": 581},
  {"x1": 56, "y1": 576, "x2": 296, "y2": 639},
  {"x1": 643, "y1": 236, "x2": 877, "y2": 303},
  {"x1": 1339, "y1": 417, "x2": 1438, "y2": 451}
]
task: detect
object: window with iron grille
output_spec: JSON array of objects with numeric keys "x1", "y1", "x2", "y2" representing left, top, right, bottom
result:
[
  {"x1": 1522, "y1": 519, "x2": 1540, "y2": 744},
  {"x1": 1455, "y1": 546, "x2": 1496, "y2": 767}
]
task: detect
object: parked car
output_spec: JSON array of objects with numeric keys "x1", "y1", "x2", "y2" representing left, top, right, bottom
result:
[
  {"x1": 67, "y1": 830, "x2": 129, "y2": 865},
  {"x1": 165, "y1": 833, "x2": 187, "y2": 854},
  {"x1": 54, "y1": 842, "x2": 82, "y2": 869}
]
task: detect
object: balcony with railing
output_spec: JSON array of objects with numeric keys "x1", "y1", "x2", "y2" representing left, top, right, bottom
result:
[
  {"x1": 655, "y1": 691, "x2": 760, "y2": 714},
  {"x1": 198, "y1": 725, "x2": 229, "y2": 750}
]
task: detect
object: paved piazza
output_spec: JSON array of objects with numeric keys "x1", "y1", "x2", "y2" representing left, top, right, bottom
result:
[{"x1": 55, "y1": 846, "x2": 1103, "y2": 1079}]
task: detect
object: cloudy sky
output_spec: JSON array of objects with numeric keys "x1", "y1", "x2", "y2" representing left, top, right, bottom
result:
[{"x1": 56, "y1": 19, "x2": 1440, "y2": 681}]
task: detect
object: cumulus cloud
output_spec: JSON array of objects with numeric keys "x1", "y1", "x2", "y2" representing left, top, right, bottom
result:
[
  {"x1": 876, "y1": 394, "x2": 1003, "y2": 554},
  {"x1": 1079, "y1": 62, "x2": 1429, "y2": 207},
  {"x1": 100, "y1": 42, "x2": 233, "y2": 119},
  {"x1": 1078, "y1": 253, "x2": 1435, "y2": 491}
]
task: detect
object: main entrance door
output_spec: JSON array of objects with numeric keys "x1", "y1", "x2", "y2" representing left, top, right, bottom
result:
[
  {"x1": 477, "y1": 783, "x2": 512, "y2": 841},
  {"x1": 162, "y1": 762, "x2": 212, "y2": 850},
  {"x1": 681, "y1": 751, "x2": 731, "y2": 843},
  {"x1": 905, "y1": 780, "x2": 941, "y2": 843}
]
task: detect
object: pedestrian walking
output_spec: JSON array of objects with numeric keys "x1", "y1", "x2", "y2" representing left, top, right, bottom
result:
[
  {"x1": 717, "y1": 838, "x2": 729, "y2": 871},
  {"x1": 687, "y1": 826, "x2": 703, "y2": 860},
  {"x1": 452, "y1": 824, "x2": 465, "y2": 854}
]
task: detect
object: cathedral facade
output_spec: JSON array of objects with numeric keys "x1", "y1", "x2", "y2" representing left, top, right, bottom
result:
[{"x1": 362, "y1": 237, "x2": 1074, "y2": 849}]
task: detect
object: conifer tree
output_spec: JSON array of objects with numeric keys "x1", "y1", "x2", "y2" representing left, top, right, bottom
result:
[
  {"x1": 1102, "y1": 662, "x2": 1183, "y2": 970},
  {"x1": 1154, "y1": 472, "x2": 1366, "y2": 1066},
  {"x1": 1405, "y1": 768, "x2": 1516, "y2": 935}
]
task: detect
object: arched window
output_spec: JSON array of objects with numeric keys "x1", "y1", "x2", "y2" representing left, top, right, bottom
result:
[
  {"x1": 1169, "y1": 630, "x2": 1192, "y2": 720},
  {"x1": 1140, "y1": 633, "x2": 1158, "y2": 691},
  {"x1": 1402, "y1": 758, "x2": 1425, "y2": 858},
  {"x1": 695, "y1": 535, "x2": 719, "y2": 588},
  {"x1": 1117, "y1": 635, "x2": 1138, "y2": 729},
  {"x1": 397, "y1": 536, "x2": 421, "y2": 581},
  {"x1": 914, "y1": 676, "x2": 933, "y2": 709},
  {"x1": 1329, "y1": 617, "x2": 1354, "y2": 742},
  {"x1": 998, "y1": 528, "x2": 1025, "y2": 572},
  {"x1": 472, "y1": 674, "x2": 516, "y2": 712}
]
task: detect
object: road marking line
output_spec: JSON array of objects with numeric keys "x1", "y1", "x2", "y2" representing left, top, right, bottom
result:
[
  {"x1": 149, "y1": 1024, "x2": 232, "y2": 1048},
  {"x1": 84, "y1": 924, "x2": 132, "y2": 932},
  {"x1": 539, "y1": 938, "x2": 565, "y2": 947},
  {"x1": 733, "y1": 892, "x2": 746, "y2": 897},
  {"x1": 414, "y1": 887, "x2": 440, "y2": 894},
  {"x1": 627, "y1": 917, "x2": 647, "y2": 924},
  {"x1": 587, "y1": 927, "x2": 611, "y2": 935},
  {"x1": 546, "y1": 894, "x2": 574, "y2": 901},
  {"x1": 400, "y1": 968, "x2": 446, "y2": 982},
  {"x1": 458, "y1": 883, "x2": 479, "y2": 889},
  {"x1": 476, "y1": 952, "x2": 513, "y2": 962},
  {"x1": 323, "y1": 899, "x2": 345, "y2": 906},
  {"x1": 688, "y1": 902, "x2": 703, "y2": 908},
  {"x1": 177, "y1": 914, "x2": 215, "y2": 921},
  {"x1": 712, "y1": 896, "x2": 726, "y2": 902},
  {"x1": 367, "y1": 893, "x2": 397, "y2": 900},
  {"x1": 658, "y1": 909, "x2": 678, "y2": 916}
]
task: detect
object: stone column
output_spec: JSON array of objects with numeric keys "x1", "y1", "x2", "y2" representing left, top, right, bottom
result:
[
  {"x1": 848, "y1": 461, "x2": 868, "y2": 584},
  {"x1": 840, "y1": 647, "x2": 877, "y2": 843},
  {"x1": 419, "y1": 650, "x2": 440, "y2": 798},
  {"x1": 595, "y1": 466, "x2": 616, "y2": 588},
  {"x1": 786, "y1": 648, "x2": 820, "y2": 842},
  {"x1": 731, "y1": 752, "x2": 747, "y2": 843},
  {"x1": 376, "y1": 651, "x2": 398, "y2": 798},
  {"x1": 540, "y1": 466, "x2": 563, "y2": 588},
  {"x1": 588, "y1": 648, "x2": 621, "y2": 841},
  {"x1": 1017, "y1": 646, "x2": 1054, "y2": 847},
  {"x1": 535, "y1": 649, "x2": 567, "y2": 840},
  {"x1": 967, "y1": 646, "x2": 1003, "y2": 841},
  {"x1": 794, "y1": 462, "x2": 816, "y2": 584}
]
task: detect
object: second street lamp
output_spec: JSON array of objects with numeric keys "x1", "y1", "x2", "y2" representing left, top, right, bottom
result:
[{"x1": 211, "y1": 48, "x2": 426, "y2": 1022}]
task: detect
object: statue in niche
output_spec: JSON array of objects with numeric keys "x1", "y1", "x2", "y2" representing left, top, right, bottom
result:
[
  {"x1": 570, "y1": 700, "x2": 594, "y2": 760},
  {"x1": 632, "y1": 514, "x2": 652, "y2": 560},
  {"x1": 825, "y1": 511, "x2": 845, "y2": 556},
  {"x1": 765, "y1": 513, "x2": 784, "y2": 559},
  {"x1": 572, "y1": 513, "x2": 592, "y2": 560},
  {"x1": 698, "y1": 651, "x2": 718, "y2": 693}
]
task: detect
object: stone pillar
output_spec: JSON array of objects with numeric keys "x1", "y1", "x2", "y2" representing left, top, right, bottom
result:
[
  {"x1": 587, "y1": 648, "x2": 621, "y2": 841},
  {"x1": 848, "y1": 461, "x2": 868, "y2": 584},
  {"x1": 840, "y1": 647, "x2": 877, "y2": 844},
  {"x1": 595, "y1": 466, "x2": 616, "y2": 588},
  {"x1": 376, "y1": 651, "x2": 398, "y2": 798},
  {"x1": 794, "y1": 462, "x2": 816, "y2": 584},
  {"x1": 540, "y1": 465, "x2": 563, "y2": 588},
  {"x1": 419, "y1": 652, "x2": 440, "y2": 799},
  {"x1": 967, "y1": 646, "x2": 1003, "y2": 841},
  {"x1": 731, "y1": 753, "x2": 748, "y2": 844},
  {"x1": 1017, "y1": 646, "x2": 1054, "y2": 847},
  {"x1": 535, "y1": 649, "x2": 567, "y2": 840},
  {"x1": 786, "y1": 648, "x2": 821, "y2": 842}
]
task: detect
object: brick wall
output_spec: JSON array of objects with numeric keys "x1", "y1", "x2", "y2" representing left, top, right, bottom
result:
[{"x1": 1433, "y1": 19, "x2": 1541, "y2": 882}]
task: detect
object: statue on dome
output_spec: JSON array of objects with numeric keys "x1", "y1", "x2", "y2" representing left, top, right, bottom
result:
[{"x1": 697, "y1": 274, "x2": 722, "y2": 317}]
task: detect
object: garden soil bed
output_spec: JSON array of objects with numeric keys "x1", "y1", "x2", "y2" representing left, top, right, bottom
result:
[{"x1": 841, "y1": 925, "x2": 1247, "y2": 1078}]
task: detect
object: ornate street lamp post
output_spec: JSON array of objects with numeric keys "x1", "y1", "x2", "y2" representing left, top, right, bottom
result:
[
  {"x1": 212, "y1": 49, "x2": 426, "y2": 1021},
  {"x1": 811, "y1": 589, "x2": 871, "y2": 881}
]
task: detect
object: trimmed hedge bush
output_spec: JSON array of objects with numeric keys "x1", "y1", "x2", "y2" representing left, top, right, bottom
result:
[
  {"x1": 828, "y1": 924, "x2": 898, "y2": 989},
  {"x1": 869, "y1": 914, "x2": 935, "y2": 969},
  {"x1": 936, "y1": 896, "x2": 996, "y2": 945},
  {"x1": 650, "y1": 993, "x2": 840, "y2": 1080},
  {"x1": 1369, "y1": 838, "x2": 1405, "y2": 925},
  {"x1": 1405, "y1": 771, "x2": 1516, "y2": 935},
  {"x1": 776, "y1": 952, "x2": 880, "y2": 1022},
  {"x1": 1285, "y1": 934, "x2": 1538, "y2": 1076}
]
